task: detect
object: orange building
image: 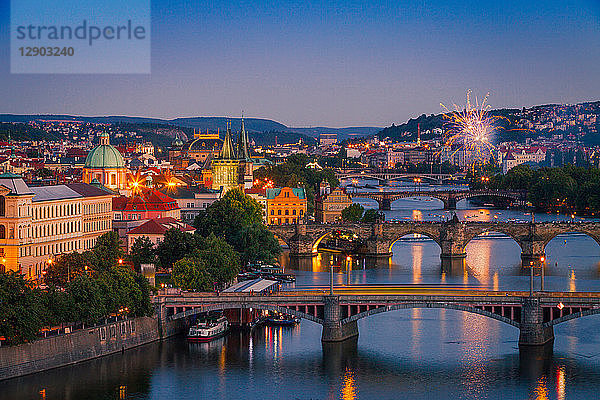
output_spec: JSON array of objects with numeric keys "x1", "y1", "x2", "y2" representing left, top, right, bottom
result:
[
  {"x1": 266, "y1": 187, "x2": 306, "y2": 225},
  {"x1": 315, "y1": 185, "x2": 352, "y2": 223}
]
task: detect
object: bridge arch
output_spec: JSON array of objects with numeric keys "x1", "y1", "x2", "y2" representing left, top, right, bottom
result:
[
  {"x1": 170, "y1": 302, "x2": 324, "y2": 325},
  {"x1": 386, "y1": 175, "x2": 443, "y2": 183},
  {"x1": 341, "y1": 302, "x2": 520, "y2": 328},
  {"x1": 542, "y1": 230, "x2": 600, "y2": 249},
  {"x1": 462, "y1": 227, "x2": 524, "y2": 253},
  {"x1": 544, "y1": 307, "x2": 600, "y2": 327},
  {"x1": 454, "y1": 192, "x2": 521, "y2": 207},
  {"x1": 311, "y1": 228, "x2": 366, "y2": 253},
  {"x1": 388, "y1": 230, "x2": 442, "y2": 253},
  {"x1": 389, "y1": 194, "x2": 446, "y2": 209}
]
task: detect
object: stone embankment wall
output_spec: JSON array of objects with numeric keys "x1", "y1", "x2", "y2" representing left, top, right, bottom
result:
[{"x1": 0, "y1": 315, "x2": 186, "y2": 381}]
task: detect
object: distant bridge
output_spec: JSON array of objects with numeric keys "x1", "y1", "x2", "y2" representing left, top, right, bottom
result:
[
  {"x1": 154, "y1": 288, "x2": 600, "y2": 347},
  {"x1": 347, "y1": 189, "x2": 525, "y2": 210},
  {"x1": 267, "y1": 221, "x2": 600, "y2": 269},
  {"x1": 336, "y1": 171, "x2": 467, "y2": 185}
]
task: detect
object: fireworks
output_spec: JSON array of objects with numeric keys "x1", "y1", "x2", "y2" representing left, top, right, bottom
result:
[{"x1": 440, "y1": 90, "x2": 499, "y2": 168}]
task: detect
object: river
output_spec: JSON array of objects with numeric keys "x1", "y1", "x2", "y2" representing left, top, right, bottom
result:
[{"x1": 2, "y1": 184, "x2": 600, "y2": 399}]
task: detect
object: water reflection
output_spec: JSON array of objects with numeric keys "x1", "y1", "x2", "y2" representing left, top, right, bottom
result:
[
  {"x1": 341, "y1": 368, "x2": 358, "y2": 400},
  {"x1": 3, "y1": 318, "x2": 600, "y2": 399}
]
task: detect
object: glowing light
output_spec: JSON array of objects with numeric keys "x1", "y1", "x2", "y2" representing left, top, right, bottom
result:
[
  {"x1": 533, "y1": 376, "x2": 549, "y2": 400},
  {"x1": 440, "y1": 90, "x2": 500, "y2": 169},
  {"x1": 556, "y1": 366, "x2": 566, "y2": 400},
  {"x1": 341, "y1": 368, "x2": 358, "y2": 400}
]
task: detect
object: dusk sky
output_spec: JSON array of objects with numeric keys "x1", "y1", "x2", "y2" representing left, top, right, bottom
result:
[{"x1": 1, "y1": 0, "x2": 599, "y2": 127}]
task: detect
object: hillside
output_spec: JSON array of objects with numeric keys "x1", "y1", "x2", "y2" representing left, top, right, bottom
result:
[{"x1": 377, "y1": 101, "x2": 600, "y2": 144}]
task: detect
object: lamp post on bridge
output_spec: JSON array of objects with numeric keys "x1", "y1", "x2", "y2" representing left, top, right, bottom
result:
[
  {"x1": 329, "y1": 258, "x2": 334, "y2": 295},
  {"x1": 529, "y1": 261, "x2": 534, "y2": 296},
  {"x1": 540, "y1": 256, "x2": 545, "y2": 291},
  {"x1": 346, "y1": 255, "x2": 352, "y2": 286}
]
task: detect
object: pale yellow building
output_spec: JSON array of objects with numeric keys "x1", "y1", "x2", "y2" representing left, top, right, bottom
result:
[{"x1": 0, "y1": 174, "x2": 114, "y2": 278}]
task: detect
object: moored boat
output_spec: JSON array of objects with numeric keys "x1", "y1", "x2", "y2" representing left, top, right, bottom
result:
[
  {"x1": 264, "y1": 313, "x2": 300, "y2": 326},
  {"x1": 188, "y1": 315, "x2": 229, "y2": 342}
]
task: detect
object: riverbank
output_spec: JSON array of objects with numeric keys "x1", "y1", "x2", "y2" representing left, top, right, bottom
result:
[{"x1": 0, "y1": 315, "x2": 186, "y2": 381}]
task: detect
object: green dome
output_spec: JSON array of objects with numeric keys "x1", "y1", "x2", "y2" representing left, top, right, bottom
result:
[{"x1": 84, "y1": 144, "x2": 125, "y2": 168}]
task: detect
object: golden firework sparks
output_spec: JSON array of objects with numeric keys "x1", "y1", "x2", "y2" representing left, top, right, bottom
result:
[{"x1": 440, "y1": 90, "x2": 499, "y2": 169}]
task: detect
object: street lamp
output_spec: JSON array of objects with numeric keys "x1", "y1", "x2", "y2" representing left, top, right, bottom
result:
[
  {"x1": 329, "y1": 258, "x2": 334, "y2": 295},
  {"x1": 529, "y1": 261, "x2": 534, "y2": 296},
  {"x1": 540, "y1": 256, "x2": 545, "y2": 291},
  {"x1": 346, "y1": 255, "x2": 352, "y2": 286}
]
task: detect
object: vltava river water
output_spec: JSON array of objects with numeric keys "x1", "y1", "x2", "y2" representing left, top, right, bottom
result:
[{"x1": 2, "y1": 190, "x2": 600, "y2": 400}]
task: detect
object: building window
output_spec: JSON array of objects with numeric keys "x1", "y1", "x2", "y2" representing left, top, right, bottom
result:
[
  {"x1": 0, "y1": 225, "x2": 5, "y2": 239},
  {"x1": 285, "y1": 210, "x2": 289, "y2": 215},
  {"x1": 292, "y1": 209, "x2": 296, "y2": 215},
  {"x1": 278, "y1": 210, "x2": 281, "y2": 215}
]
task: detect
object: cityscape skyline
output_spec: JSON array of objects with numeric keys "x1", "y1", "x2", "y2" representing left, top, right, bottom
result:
[{"x1": 1, "y1": 0, "x2": 599, "y2": 127}]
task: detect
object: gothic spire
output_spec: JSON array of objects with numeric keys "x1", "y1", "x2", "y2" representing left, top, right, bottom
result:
[
  {"x1": 238, "y1": 112, "x2": 251, "y2": 161},
  {"x1": 220, "y1": 119, "x2": 236, "y2": 159}
]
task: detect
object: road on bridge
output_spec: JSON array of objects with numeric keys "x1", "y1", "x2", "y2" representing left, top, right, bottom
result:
[{"x1": 278, "y1": 285, "x2": 600, "y2": 298}]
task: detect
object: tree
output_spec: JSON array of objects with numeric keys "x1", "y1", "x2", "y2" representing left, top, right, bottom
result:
[
  {"x1": 92, "y1": 232, "x2": 125, "y2": 271},
  {"x1": 129, "y1": 236, "x2": 155, "y2": 271},
  {"x1": 98, "y1": 267, "x2": 152, "y2": 317},
  {"x1": 155, "y1": 229, "x2": 196, "y2": 269},
  {"x1": 362, "y1": 209, "x2": 384, "y2": 223},
  {"x1": 194, "y1": 234, "x2": 241, "y2": 286},
  {"x1": 193, "y1": 188, "x2": 262, "y2": 239},
  {"x1": 171, "y1": 234, "x2": 240, "y2": 291},
  {"x1": 67, "y1": 275, "x2": 108, "y2": 324},
  {"x1": 233, "y1": 223, "x2": 282, "y2": 266},
  {"x1": 43, "y1": 251, "x2": 94, "y2": 287},
  {"x1": 341, "y1": 203, "x2": 365, "y2": 222},
  {"x1": 172, "y1": 257, "x2": 212, "y2": 291},
  {"x1": 0, "y1": 272, "x2": 47, "y2": 344}
]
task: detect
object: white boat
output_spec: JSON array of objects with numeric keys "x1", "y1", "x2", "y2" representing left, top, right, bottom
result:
[{"x1": 188, "y1": 315, "x2": 229, "y2": 342}]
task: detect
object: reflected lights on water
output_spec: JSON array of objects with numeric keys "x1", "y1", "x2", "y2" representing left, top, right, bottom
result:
[
  {"x1": 533, "y1": 376, "x2": 549, "y2": 400},
  {"x1": 412, "y1": 242, "x2": 423, "y2": 284},
  {"x1": 341, "y1": 367, "x2": 358, "y2": 400},
  {"x1": 569, "y1": 270, "x2": 576, "y2": 292},
  {"x1": 556, "y1": 367, "x2": 566, "y2": 400}
]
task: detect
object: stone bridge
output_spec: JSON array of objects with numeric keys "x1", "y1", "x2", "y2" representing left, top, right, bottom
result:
[
  {"x1": 268, "y1": 221, "x2": 600, "y2": 269},
  {"x1": 347, "y1": 189, "x2": 525, "y2": 210},
  {"x1": 154, "y1": 290, "x2": 600, "y2": 347}
]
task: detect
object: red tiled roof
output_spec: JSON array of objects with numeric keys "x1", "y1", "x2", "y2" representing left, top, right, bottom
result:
[
  {"x1": 245, "y1": 187, "x2": 266, "y2": 195},
  {"x1": 127, "y1": 217, "x2": 195, "y2": 235},
  {"x1": 113, "y1": 186, "x2": 179, "y2": 212}
]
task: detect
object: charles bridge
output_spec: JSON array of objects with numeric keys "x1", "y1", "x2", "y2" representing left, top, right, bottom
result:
[
  {"x1": 267, "y1": 220, "x2": 600, "y2": 269},
  {"x1": 346, "y1": 189, "x2": 525, "y2": 210}
]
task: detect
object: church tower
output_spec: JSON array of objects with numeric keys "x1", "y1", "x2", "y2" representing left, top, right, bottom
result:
[
  {"x1": 212, "y1": 120, "x2": 241, "y2": 193},
  {"x1": 237, "y1": 114, "x2": 254, "y2": 189}
]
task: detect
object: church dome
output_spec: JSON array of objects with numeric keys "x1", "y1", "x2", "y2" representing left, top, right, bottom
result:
[{"x1": 84, "y1": 134, "x2": 125, "y2": 168}]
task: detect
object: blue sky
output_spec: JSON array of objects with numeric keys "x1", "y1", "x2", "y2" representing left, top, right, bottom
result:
[{"x1": 0, "y1": 0, "x2": 599, "y2": 127}]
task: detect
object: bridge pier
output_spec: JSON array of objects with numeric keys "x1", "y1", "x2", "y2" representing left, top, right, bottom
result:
[
  {"x1": 519, "y1": 298, "x2": 554, "y2": 346},
  {"x1": 380, "y1": 198, "x2": 392, "y2": 211},
  {"x1": 444, "y1": 197, "x2": 457, "y2": 210},
  {"x1": 440, "y1": 254, "x2": 466, "y2": 275},
  {"x1": 363, "y1": 236, "x2": 392, "y2": 259},
  {"x1": 322, "y1": 296, "x2": 359, "y2": 342}
]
